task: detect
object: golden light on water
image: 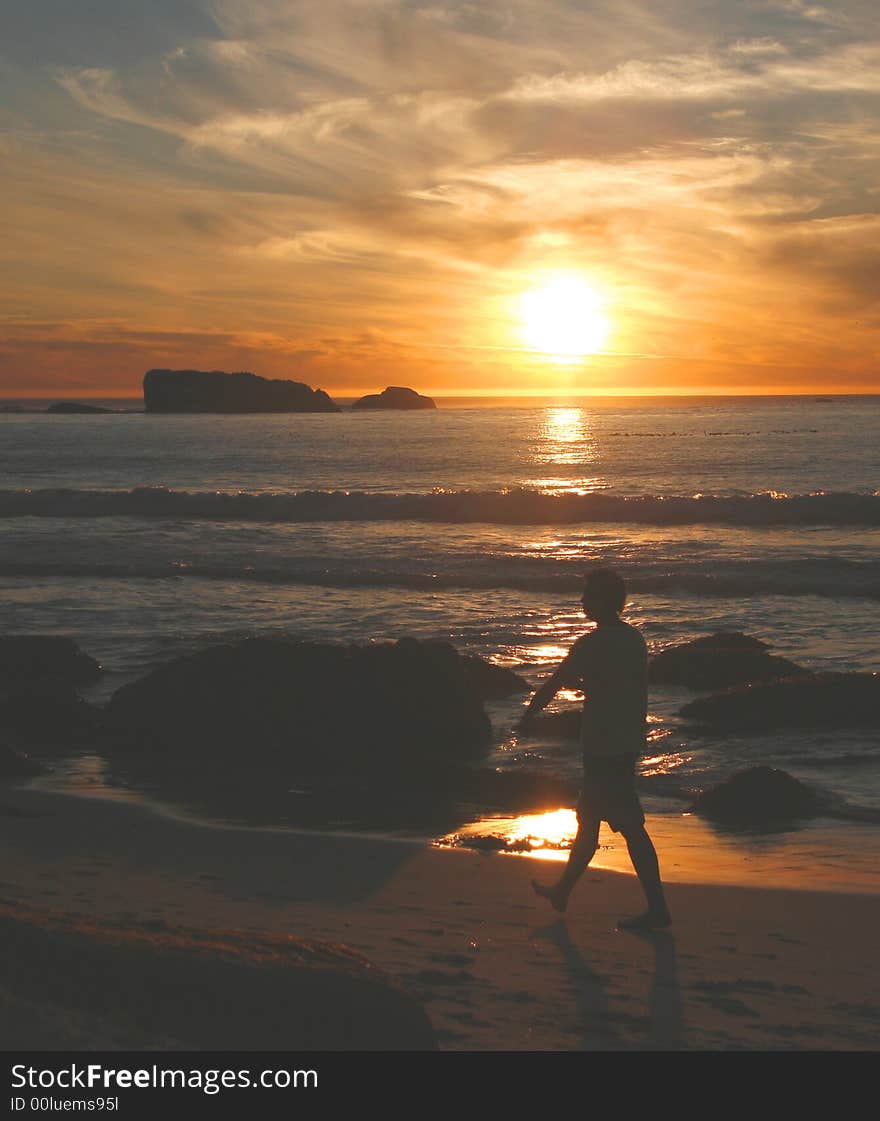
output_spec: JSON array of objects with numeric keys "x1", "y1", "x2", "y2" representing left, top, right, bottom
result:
[
  {"x1": 543, "y1": 406, "x2": 589, "y2": 452},
  {"x1": 438, "y1": 809, "x2": 638, "y2": 869},
  {"x1": 538, "y1": 407, "x2": 596, "y2": 463},
  {"x1": 507, "y1": 808, "x2": 577, "y2": 848},
  {"x1": 526, "y1": 478, "x2": 604, "y2": 495},
  {"x1": 441, "y1": 809, "x2": 580, "y2": 863},
  {"x1": 518, "y1": 276, "x2": 610, "y2": 364},
  {"x1": 527, "y1": 643, "x2": 570, "y2": 666},
  {"x1": 525, "y1": 406, "x2": 603, "y2": 493},
  {"x1": 439, "y1": 808, "x2": 880, "y2": 893},
  {"x1": 440, "y1": 748, "x2": 694, "y2": 865}
]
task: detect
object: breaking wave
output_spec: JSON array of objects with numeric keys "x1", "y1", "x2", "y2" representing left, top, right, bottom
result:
[
  {"x1": 2, "y1": 555, "x2": 878, "y2": 599},
  {"x1": 2, "y1": 486, "x2": 879, "y2": 526}
]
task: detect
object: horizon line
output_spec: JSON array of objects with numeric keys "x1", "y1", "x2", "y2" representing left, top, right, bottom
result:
[{"x1": 3, "y1": 388, "x2": 878, "y2": 402}]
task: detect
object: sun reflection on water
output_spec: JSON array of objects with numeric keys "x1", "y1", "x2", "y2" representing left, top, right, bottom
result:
[
  {"x1": 528, "y1": 476, "x2": 605, "y2": 495},
  {"x1": 527, "y1": 642, "x2": 570, "y2": 665},
  {"x1": 438, "y1": 808, "x2": 580, "y2": 862},
  {"x1": 526, "y1": 407, "x2": 605, "y2": 494},
  {"x1": 540, "y1": 408, "x2": 593, "y2": 459}
]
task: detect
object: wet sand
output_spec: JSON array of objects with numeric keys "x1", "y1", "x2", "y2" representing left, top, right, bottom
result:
[{"x1": 1, "y1": 786, "x2": 878, "y2": 1051}]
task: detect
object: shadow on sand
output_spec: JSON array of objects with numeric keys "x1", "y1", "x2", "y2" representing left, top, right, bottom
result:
[
  {"x1": 532, "y1": 918, "x2": 685, "y2": 1050},
  {"x1": 5, "y1": 787, "x2": 422, "y2": 906}
]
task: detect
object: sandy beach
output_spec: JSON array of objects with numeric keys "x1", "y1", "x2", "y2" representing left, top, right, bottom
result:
[{"x1": 1, "y1": 785, "x2": 878, "y2": 1052}]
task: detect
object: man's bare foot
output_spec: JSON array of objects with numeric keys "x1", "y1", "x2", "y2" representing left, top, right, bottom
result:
[
  {"x1": 531, "y1": 879, "x2": 569, "y2": 914},
  {"x1": 616, "y1": 909, "x2": 672, "y2": 932}
]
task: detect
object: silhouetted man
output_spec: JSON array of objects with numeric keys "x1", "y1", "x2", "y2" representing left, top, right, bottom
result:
[{"x1": 520, "y1": 568, "x2": 671, "y2": 930}]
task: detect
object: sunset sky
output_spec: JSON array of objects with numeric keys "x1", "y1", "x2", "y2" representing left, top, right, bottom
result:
[{"x1": 2, "y1": 1, "x2": 878, "y2": 397}]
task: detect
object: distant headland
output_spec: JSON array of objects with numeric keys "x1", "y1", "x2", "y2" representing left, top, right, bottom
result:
[
  {"x1": 142, "y1": 370, "x2": 436, "y2": 414},
  {"x1": 143, "y1": 369, "x2": 340, "y2": 414}
]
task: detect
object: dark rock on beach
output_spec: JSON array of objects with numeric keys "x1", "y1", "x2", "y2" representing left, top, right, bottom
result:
[
  {"x1": 454, "y1": 651, "x2": 529, "y2": 699},
  {"x1": 0, "y1": 743, "x2": 48, "y2": 779},
  {"x1": 679, "y1": 671, "x2": 880, "y2": 732},
  {"x1": 46, "y1": 402, "x2": 112, "y2": 414},
  {"x1": 459, "y1": 767, "x2": 577, "y2": 812},
  {"x1": 526, "y1": 709, "x2": 582, "y2": 740},
  {"x1": 690, "y1": 766, "x2": 830, "y2": 825},
  {"x1": 0, "y1": 638, "x2": 102, "y2": 749},
  {"x1": 0, "y1": 904, "x2": 436, "y2": 1050},
  {"x1": 143, "y1": 369, "x2": 340, "y2": 413},
  {"x1": 105, "y1": 636, "x2": 493, "y2": 769},
  {"x1": 0, "y1": 636, "x2": 101, "y2": 692},
  {"x1": 649, "y1": 632, "x2": 804, "y2": 691},
  {"x1": 0, "y1": 681, "x2": 102, "y2": 748},
  {"x1": 351, "y1": 386, "x2": 436, "y2": 410}
]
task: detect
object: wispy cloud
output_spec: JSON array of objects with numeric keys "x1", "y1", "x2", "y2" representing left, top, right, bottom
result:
[{"x1": 2, "y1": 0, "x2": 878, "y2": 393}]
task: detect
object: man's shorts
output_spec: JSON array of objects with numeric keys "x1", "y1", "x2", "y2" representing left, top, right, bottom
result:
[{"x1": 577, "y1": 753, "x2": 645, "y2": 833}]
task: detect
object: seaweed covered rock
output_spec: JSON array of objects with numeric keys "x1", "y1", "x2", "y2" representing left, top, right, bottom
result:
[
  {"x1": 454, "y1": 651, "x2": 529, "y2": 699},
  {"x1": 690, "y1": 766, "x2": 829, "y2": 825},
  {"x1": 0, "y1": 681, "x2": 102, "y2": 747},
  {"x1": 679, "y1": 672, "x2": 880, "y2": 732},
  {"x1": 105, "y1": 636, "x2": 493, "y2": 770},
  {"x1": 524, "y1": 710, "x2": 582, "y2": 740},
  {"x1": 0, "y1": 637, "x2": 101, "y2": 692},
  {"x1": 0, "y1": 743, "x2": 48, "y2": 779},
  {"x1": 0, "y1": 905, "x2": 436, "y2": 1050},
  {"x1": 459, "y1": 768, "x2": 577, "y2": 813},
  {"x1": 650, "y1": 632, "x2": 804, "y2": 691}
]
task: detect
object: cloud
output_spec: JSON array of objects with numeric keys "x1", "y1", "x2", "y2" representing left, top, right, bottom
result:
[
  {"x1": 760, "y1": 214, "x2": 880, "y2": 308},
  {"x1": 0, "y1": 2, "x2": 221, "y2": 68},
  {"x1": 502, "y1": 41, "x2": 880, "y2": 106},
  {"x1": 1, "y1": 0, "x2": 878, "y2": 392}
]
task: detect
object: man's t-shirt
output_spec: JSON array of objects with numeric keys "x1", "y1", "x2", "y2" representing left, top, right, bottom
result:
[{"x1": 559, "y1": 619, "x2": 647, "y2": 758}]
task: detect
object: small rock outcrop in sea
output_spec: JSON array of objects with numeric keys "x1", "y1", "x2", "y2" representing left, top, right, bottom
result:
[
  {"x1": 690, "y1": 766, "x2": 829, "y2": 825},
  {"x1": 351, "y1": 386, "x2": 436, "y2": 410},
  {"x1": 105, "y1": 636, "x2": 493, "y2": 768},
  {"x1": 649, "y1": 632, "x2": 804, "y2": 691},
  {"x1": 46, "y1": 402, "x2": 112, "y2": 414},
  {"x1": 0, "y1": 637, "x2": 101, "y2": 692},
  {"x1": 143, "y1": 369, "x2": 340, "y2": 414},
  {"x1": 679, "y1": 671, "x2": 880, "y2": 732},
  {"x1": 0, "y1": 904, "x2": 436, "y2": 1050}
]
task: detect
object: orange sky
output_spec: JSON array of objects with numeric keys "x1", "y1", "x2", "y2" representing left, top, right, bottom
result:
[{"x1": 2, "y1": 1, "x2": 878, "y2": 397}]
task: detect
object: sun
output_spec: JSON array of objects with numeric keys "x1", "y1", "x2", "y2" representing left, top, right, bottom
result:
[{"x1": 518, "y1": 275, "x2": 610, "y2": 363}]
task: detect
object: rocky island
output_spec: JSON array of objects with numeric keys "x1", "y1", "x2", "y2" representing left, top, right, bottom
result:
[
  {"x1": 46, "y1": 402, "x2": 112, "y2": 414},
  {"x1": 352, "y1": 386, "x2": 436, "y2": 410},
  {"x1": 143, "y1": 369, "x2": 340, "y2": 413}
]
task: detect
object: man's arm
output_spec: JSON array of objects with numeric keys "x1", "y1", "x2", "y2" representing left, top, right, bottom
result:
[{"x1": 517, "y1": 648, "x2": 582, "y2": 733}]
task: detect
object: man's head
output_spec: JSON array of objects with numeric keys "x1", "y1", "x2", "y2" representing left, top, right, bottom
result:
[{"x1": 581, "y1": 567, "x2": 626, "y2": 621}]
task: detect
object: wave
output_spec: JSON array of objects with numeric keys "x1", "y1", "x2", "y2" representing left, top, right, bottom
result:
[
  {"x1": 2, "y1": 556, "x2": 878, "y2": 599},
  {"x1": 2, "y1": 486, "x2": 879, "y2": 526},
  {"x1": 787, "y1": 751, "x2": 880, "y2": 769}
]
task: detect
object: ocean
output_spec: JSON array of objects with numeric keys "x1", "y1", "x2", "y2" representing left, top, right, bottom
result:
[{"x1": 2, "y1": 394, "x2": 879, "y2": 893}]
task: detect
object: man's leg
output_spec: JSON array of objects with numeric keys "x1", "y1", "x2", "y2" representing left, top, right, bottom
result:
[
  {"x1": 618, "y1": 823, "x2": 671, "y2": 929},
  {"x1": 532, "y1": 813, "x2": 600, "y2": 913}
]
